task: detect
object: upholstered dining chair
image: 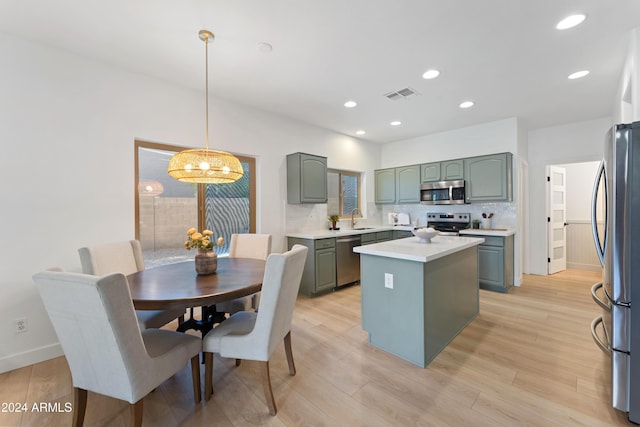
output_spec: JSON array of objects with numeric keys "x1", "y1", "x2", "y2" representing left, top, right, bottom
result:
[
  {"x1": 202, "y1": 244, "x2": 308, "y2": 415},
  {"x1": 78, "y1": 240, "x2": 185, "y2": 330},
  {"x1": 32, "y1": 270, "x2": 202, "y2": 427},
  {"x1": 215, "y1": 233, "x2": 272, "y2": 314}
]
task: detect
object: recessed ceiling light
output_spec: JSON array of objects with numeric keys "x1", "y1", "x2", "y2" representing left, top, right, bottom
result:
[
  {"x1": 568, "y1": 70, "x2": 590, "y2": 80},
  {"x1": 256, "y1": 42, "x2": 273, "y2": 53},
  {"x1": 356, "y1": 130, "x2": 366, "y2": 135},
  {"x1": 422, "y1": 69, "x2": 440, "y2": 80},
  {"x1": 344, "y1": 100, "x2": 357, "y2": 108},
  {"x1": 390, "y1": 121, "x2": 402, "y2": 126},
  {"x1": 556, "y1": 14, "x2": 586, "y2": 30},
  {"x1": 459, "y1": 101, "x2": 475, "y2": 109}
]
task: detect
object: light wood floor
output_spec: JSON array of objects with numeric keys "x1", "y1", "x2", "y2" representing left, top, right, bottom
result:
[{"x1": 0, "y1": 270, "x2": 632, "y2": 426}]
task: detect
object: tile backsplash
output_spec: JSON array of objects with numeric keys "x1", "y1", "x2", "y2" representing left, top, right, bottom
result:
[{"x1": 285, "y1": 201, "x2": 516, "y2": 231}]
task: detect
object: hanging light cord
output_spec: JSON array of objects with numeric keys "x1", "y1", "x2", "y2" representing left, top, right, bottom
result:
[{"x1": 204, "y1": 32, "x2": 210, "y2": 152}]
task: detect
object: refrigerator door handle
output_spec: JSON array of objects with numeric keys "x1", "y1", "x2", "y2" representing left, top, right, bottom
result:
[
  {"x1": 591, "y1": 282, "x2": 611, "y2": 311},
  {"x1": 591, "y1": 159, "x2": 607, "y2": 266},
  {"x1": 591, "y1": 316, "x2": 611, "y2": 355}
]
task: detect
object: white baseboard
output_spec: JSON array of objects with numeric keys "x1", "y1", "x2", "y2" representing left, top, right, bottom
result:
[
  {"x1": 567, "y1": 262, "x2": 601, "y2": 272},
  {"x1": 0, "y1": 343, "x2": 63, "y2": 374}
]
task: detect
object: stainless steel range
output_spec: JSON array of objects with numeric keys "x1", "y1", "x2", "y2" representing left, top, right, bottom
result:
[{"x1": 426, "y1": 212, "x2": 471, "y2": 235}]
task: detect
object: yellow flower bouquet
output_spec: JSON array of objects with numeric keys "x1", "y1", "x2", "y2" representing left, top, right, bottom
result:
[{"x1": 184, "y1": 228, "x2": 224, "y2": 251}]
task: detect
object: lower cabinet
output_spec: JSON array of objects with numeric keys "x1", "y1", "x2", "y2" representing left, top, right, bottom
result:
[
  {"x1": 361, "y1": 231, "x2": 393, "y2": 245},
  {"x1": 477, "y1": 235, "x2": 514, "y2": 293},
  {"x1": 288, "y1": 237, "x2": 336, "y2": 297},
  {"x1": 288, "y1": 229, "x2": 411, "y2": 296},
  {"x1": 392, "y1": 230, "x2": 413, "y2": 239}
]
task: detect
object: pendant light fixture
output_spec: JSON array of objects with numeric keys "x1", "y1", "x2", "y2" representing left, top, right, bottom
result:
[{"x1": 168, "y1": 30, "x2": 244, "y2": 184}]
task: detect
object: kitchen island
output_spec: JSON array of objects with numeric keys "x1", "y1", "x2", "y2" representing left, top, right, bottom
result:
[{"x1": 354, "y1": 235, "x2": 484, "y2": 367}]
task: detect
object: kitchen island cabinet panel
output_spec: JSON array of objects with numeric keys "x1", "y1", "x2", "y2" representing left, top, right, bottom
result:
[
  {"x1": 355, "y1": 236, "x2": 482, "y2": 367},
  {"x1": 360, "y1": 245, "x2": 479, "y2": 367}
]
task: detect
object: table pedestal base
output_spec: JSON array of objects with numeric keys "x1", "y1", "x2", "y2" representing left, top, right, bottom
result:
[{"x1": 177, "y1": 305, "x2": 226, "y2": 336}]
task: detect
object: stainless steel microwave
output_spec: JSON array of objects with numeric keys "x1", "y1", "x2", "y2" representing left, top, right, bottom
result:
[{"x1": 420, "y1": 180, "x2": 466, "y2": 205}]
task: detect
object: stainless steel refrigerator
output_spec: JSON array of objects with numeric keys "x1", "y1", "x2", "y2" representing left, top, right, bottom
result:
[{"x1": 590, "y1": 121, "x2": 640, "y2": 423}]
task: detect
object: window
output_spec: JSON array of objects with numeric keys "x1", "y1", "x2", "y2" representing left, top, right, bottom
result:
[
  {"x1": 135, "y1": 140, "x2": 256, "y2": 267},
  {"x1": 327, "y1": 169, "x2": 362, "y2": 218}
]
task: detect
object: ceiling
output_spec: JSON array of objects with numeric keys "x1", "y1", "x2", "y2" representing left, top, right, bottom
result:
[{"x1": 2, "y1": 0, "x2": 640, "y2": 143}]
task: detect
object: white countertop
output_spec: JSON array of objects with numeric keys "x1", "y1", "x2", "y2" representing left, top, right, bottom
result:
[
  {"x1": 459, "y1": 229, "x2": 515, "y2": 237},
  {"x1": 286, "y1": 225, "x2": 410, "y2": 240},
  {"x1": 354, "y1": 235, "x2": 485, "y2": 263}
]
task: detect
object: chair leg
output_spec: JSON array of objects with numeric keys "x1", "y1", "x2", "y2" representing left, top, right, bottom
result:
[
  {"x1": 190, "y1": 355, "x2": 201, "y2": 403},
  {"x1": 204, "y1": 352, "x2": 214, "y2": 401},
  {"x1": 284, "y1": 331, "x2": 296, "y2": 376},
  {"x1": 72, "y1": 387, "x2": 87, "y2": 427},
  {"x1": 260, "y1": 361, "x2": 277, "y2": 415},
  {"x1": 130, "y1": 400, "x2": 143, "y2": 427}
]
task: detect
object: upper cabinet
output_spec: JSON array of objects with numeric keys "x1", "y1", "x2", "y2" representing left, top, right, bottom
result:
[
  {"x1": 420, "y1": 162, "x2": 441, "y2": 182},
  {"x1": 441, "y1": 160, "x2": 464, "y2": 180},
  {"x1": 375, "y1": 165, "x2": 420, "y2": 204},
  {"x1": 396, "y1": 165, "x2": 421, "y2": 204},
  {"x1": 287, "y1": 152, "x2": 327, "y2": 204},
  {"x1": 464, "y1": 153, "x2": 513, "y2": 202},
  {"x1": 421, "y1": 159, "x2": 464, "y2": 182},
  {"x1": 374, "y1": 168, "x2": 396, "y2": 204}
]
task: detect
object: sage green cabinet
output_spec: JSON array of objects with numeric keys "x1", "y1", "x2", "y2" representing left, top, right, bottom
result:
[
  {"x1": 421, "y1": 159, "x2": 464, "y2": 183},
  {"x1": 375, "y1": 165, "x2": 420, "y2": 204},
  {"x1": 361, "y1": 230, "x2": 394, "y2": 245},
  {"x1": 477, "y1": 235, "x2": 514, "y2": 293},
  {"x1": 464, "y1": 153, "x2": 513, "y2": 202},
  {"x1": 392, "y1": 230, "x2": 413, "y2": 239},
  {"x1": 287, "y1": 237, "x2": 336, "y2": 296},
  {"x1": 395, "y1": 165, "x2": 420, "y2": 204},
  {"x1": 287, "y1": 152, "x2": 327, "y2": 204},
  {"x1": 374, "y1": 168, "x2": 396, "y2": 204},
  {"x1": 441, "y1": 159, "x2": 464, "y2": 180},
  {"x1": 421, "y1": 162, "x2": 441, "y2": 182}
]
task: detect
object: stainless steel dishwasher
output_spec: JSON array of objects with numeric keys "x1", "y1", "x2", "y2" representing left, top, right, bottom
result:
[{"x1": 336, "y1": 235, "x2": 361, "y2": 287}]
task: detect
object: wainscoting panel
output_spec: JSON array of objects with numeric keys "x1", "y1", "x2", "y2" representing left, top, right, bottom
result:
[{"x1": 566, "y1": 220, "x2": 602, "y2": 272}]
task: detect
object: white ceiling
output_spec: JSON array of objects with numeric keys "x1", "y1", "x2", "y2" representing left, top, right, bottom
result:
[{"x1": 2, "y1": 0, "x2": 640, "y2": 143}]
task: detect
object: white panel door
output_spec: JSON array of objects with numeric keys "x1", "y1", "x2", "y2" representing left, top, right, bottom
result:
[{"x1": 547, "y1": 166, "x2": 567, "y2": 274}]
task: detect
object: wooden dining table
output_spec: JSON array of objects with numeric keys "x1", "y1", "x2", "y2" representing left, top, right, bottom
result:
[{"x1": 127, "y1": 257, "x2": 265, "y2": 335}]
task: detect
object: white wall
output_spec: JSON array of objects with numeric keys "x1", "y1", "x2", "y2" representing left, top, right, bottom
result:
[
  {"x1": 0, "y1": 33, "x2": 381, "y2": 373},
  {"x1": 614, "y1": 28, "x2": 640, "y2": 122},
  {"x1": 527, "y1": 118, "x2": 612, "y2": 275},
  {"x1": 557, "y1": 162, "x2": 600, "y2": 221}
]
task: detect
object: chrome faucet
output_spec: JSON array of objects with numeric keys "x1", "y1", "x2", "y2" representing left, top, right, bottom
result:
[{"x1": 350, "y1": 208, "x2": 361, "y2": 228}]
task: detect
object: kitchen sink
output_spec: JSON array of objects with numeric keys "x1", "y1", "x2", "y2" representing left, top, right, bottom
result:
[{"x1": 352, "y1": 227, "x2": 375, "y2": 230}]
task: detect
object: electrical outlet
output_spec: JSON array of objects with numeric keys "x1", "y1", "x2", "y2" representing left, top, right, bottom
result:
[
  {"x1": 384, "y1": 273, "x2": 393, "y2": 289},
  {"x1": 15, "y1": 317, "x2": 28, "y2": 334}
]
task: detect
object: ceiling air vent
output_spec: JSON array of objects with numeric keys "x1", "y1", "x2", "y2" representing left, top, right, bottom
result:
[{"x1": 384, "y1": 87, "x2": 418, "y2": 101}]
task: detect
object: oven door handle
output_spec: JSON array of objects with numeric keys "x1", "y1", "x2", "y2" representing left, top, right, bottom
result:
[
  {"x1": 590, "y1": 316, "x2": 611, "y2": 355},
  {"x1": 590, "y1": 282, "x2": 610, "y2": 311}
]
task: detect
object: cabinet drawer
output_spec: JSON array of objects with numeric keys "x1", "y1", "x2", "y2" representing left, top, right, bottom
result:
[
  {"x1": 480, "y1": 236, "x2": 504, "y2": 247},
  {"x1": 315, "y1": 238, "x2": 336, "y2": 250},
  {"x1": 376, "y1": 231, "x2": 392, "y2": 241},
  {"x1": 361, "y1": 233, "x2": 377, "y2": 244}
]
